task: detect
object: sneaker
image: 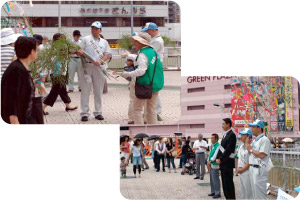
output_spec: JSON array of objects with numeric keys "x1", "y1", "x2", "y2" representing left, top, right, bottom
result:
[
  {"x1": 95, "y1": 115, "x2": 104, "y2": 120},
  {"x1": 208, "y1": 193, "x2": 215, "y2": 197},
  {"x1": 81, "y1": 116, "x2": 88, "y2": 122},
  {"x1": 200, "y1": 177, "x2": 204, "y2": 180},
  {"x1": 194, "y1": 177, "x2": 200, "y2": 179}
]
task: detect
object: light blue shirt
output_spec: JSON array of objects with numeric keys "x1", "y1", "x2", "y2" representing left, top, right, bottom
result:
[
  {"x1": 80, "y1": 35, "x2": 111, "y2": 62},
  {"x1": 132, "y1": 145, "x2": 142, "y2": 157}
]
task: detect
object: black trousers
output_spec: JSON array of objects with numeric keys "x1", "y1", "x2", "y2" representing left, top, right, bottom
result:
[
  {"x1": 44, "y1": 83, "x2": 71, "y2": 107},
  {"x1": 156, "y1": 154, "x2": 165, "y2": 171},
  {"x1": 154, "y1": 151, "x2": 158, "y2": 168},
  {"x1": 220, "y1": 168, "x2": 236, "y2": 199}
]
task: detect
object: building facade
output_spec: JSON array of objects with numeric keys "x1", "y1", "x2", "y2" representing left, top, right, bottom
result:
[
  {"x1": 121, "y1": 76, "x2": 300, "y2": 139},
  {"x1": 1, "y1": 1, "x2": 181, "y2": 44}
]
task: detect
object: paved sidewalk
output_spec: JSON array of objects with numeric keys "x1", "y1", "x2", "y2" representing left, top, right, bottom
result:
[
  {"x1": 43, "y1": 71, "x2": 181, "y2": 124},
  {"x1": 120, "y1": 159, "x2": 276, "y2": 200}
]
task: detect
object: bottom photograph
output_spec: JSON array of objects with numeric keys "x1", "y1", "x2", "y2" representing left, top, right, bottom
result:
[{"x1": 119, "y1": 76, "x2": 300, "y2": 200}]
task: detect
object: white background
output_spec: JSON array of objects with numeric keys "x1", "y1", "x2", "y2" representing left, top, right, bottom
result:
[{"x1": 1, "y1": 0, "x2": 300, "y2": 200}]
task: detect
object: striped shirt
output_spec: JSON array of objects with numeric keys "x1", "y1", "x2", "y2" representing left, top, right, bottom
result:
[{"x1": 1, "y1": 45, "x2": 15, "y2": 77}]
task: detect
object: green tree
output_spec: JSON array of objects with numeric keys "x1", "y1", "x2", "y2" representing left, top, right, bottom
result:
[
  {"x1": 161, "y1": 35, "x2": 176, "y2": 47},
  {"x1": 117, "y1": 34, "x2": 177, "y2": 50},
  {"x1": 116, "y1": 34, "x2": 133, "y2": 50}
]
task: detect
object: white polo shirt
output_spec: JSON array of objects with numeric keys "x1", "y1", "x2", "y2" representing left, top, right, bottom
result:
[
  {"x1": 249, "y1": 134, "x2": 271, "y2": 166},
  {"x1": 150, "y1": 34, "x2": 164, "y2": 62},
  {"x1": 193, "y1": 139, "x2": 208, "y2": 153},
  {"x1": 238, "y1": 143, "x2": 249, "y2": 168},
  {"x1": 80, "y1": 35, "x2": 111, "y2": 62}
]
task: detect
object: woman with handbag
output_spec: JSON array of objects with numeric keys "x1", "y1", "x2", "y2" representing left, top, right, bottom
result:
[
  {"x1": 42, "y1": 33, "x2": 77, "y2": 115},
  {"x1": 166, "y1": 138, "x2": 177, "y2": 173},
  {"x1": 116, "y1": 32, "x2": 164, "y2": 124}
]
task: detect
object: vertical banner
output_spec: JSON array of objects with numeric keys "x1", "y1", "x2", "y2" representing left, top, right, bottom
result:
[
  {"x1": 285, "y1": 77, "x2": 294, "y2": 131},
  {"x1": 277, "y1": 77, "x2": 286, "y2": 132}
]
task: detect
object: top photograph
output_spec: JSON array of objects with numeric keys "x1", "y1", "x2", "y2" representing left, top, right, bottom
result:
[{"x1": 0, "y1": 1, "x2": 181, "y2": 125}]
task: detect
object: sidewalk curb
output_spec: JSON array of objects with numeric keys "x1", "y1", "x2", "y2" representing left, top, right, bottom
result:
[{"x1": 108, "y1": 83, "x2": 180, "y2": 90}]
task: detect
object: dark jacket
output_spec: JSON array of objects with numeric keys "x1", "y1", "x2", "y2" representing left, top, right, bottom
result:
[
  {"x1": 1, "y1": 59, "x2": 35, "y2": 124},
  {"x1": 216, "y1": 129, "x2": 237, "y2": 169}
]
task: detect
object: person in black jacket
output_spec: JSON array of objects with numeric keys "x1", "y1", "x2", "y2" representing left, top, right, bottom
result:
[
  {"x1": 216, "y1": 118, "x2": 237, "y2": 199},
  {"x1": 1, "y1": 37, "x2": 39, "y2": 124}
]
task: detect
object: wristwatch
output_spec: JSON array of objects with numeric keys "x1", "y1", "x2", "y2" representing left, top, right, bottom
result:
[{"x1": 250, "y1": 149, "x2": 253, "y2": 154}]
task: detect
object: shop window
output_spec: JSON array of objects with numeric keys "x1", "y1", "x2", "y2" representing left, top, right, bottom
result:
[
  {"x1": 187, "y1": 105, "x2": 205, "y2": 111},
  {"x1": 188, "y1": 87, "x2": 205, "y2": 93}
]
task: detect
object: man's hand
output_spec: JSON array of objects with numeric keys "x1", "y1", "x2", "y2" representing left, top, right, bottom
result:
[
  {"x1": 120, "y1": 52, "x2": 129, "y2": 57},
  {"x1": 121, "y1": 72, "x2": 131, "y2": 78},
  {"x1": 94, "y1": 60, "x2": 102, "y2": 66},
  {"x1": 76, "y1": 49, "x2": 84, "y2": 56},
  {"x1": 245, "y1": 143, "x2": 252, "y2": 153},
  {"x1": 216, "y1": 159, "x2": 221, "y2": 165}
]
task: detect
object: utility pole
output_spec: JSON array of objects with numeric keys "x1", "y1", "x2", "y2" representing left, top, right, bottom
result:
[
  {"x1": 130, "y1": 1, "x2": 134, "y2": 35},
  {"x1": 58, "y1": 0, "x2": 61, "y2": 32}
]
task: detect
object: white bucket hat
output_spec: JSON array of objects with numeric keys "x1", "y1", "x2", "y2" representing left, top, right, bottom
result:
[
  {"x1": 130, "y1": 32, "x2": 152, "y2": 47},
  {"x1": 1, "y1": 28, "x2": 22, "y2": 46}
]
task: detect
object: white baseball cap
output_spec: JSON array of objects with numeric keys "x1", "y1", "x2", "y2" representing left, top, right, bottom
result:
[{"x1": 91, "y1": 21, "x2": 102, "y2": 29}]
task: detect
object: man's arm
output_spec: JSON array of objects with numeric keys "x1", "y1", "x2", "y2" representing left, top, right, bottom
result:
[{"x1": 128, "y1": 53, "x2": 148, "y2": 77}]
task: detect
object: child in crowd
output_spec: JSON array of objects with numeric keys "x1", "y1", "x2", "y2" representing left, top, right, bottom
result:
[{"x1": 120, "y1": 157, "x2": 127, "y2": 177}]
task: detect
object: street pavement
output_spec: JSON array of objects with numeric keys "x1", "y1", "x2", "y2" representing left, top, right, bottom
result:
[
  {"x1": 43, "y1": 71, "x2": 180, "y2": 124},
  {"x1": 120, "y1": 159, "x2": 276, "y2": 200}
]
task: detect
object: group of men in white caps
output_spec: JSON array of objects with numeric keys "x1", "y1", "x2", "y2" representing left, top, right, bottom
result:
[{"x1": 205, "y1": 118, "x2": 272, "y2": 199}]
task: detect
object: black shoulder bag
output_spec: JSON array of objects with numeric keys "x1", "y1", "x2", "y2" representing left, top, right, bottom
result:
[{"x1": 135, "y1": 52, "x2": 157, "y2": 99}]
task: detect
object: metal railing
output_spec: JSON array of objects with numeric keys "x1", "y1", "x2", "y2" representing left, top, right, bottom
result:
[
  {"x1": 107, "y1": 54, "x2": 181, "y2": 69},
  {"x1": 269, "y1": 150, "x2": 300, "y2": 192}
]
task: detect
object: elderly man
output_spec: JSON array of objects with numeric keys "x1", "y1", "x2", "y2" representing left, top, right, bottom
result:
[
  {"x1": 193, "y1": 133, "x2": 208, "y2": 180},
  {"x1": 77, "y1": 21, "x2": 112, "y2": 122},
  {"x1": 246, "y1": 119, "x2": 271, "y2": 200},
  {"x1": 141, "y1": 22, "x2": 164, "y2": 121},
  {"x1": 216, "y1": 118, "x2": 237, "y2": 199},
  {"x1": 117, "y1": 32, "x2": 164, "y2": 124}
]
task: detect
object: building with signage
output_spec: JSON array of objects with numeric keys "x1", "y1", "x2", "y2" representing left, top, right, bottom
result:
[
  {"x1": 1, "y1": 1, "x2": 181, "y2": 44},
  {"x1": 121, "y1": 76, "x2": 300, "y2": 139}
]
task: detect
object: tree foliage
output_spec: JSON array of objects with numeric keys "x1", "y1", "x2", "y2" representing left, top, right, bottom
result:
[
  {"x1": 116, "y1": 34, "x2": 176, "y2": 50},
  {"x1": 116, "y1": 34, "x2": 134, "y2": 51},
  {"x1": 29, "y1": 37, "x2": 81, "y2": 85}
]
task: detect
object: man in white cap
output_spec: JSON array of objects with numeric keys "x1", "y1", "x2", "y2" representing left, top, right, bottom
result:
[
  {"x1": 76, "y1": 21, "x2": 112, "y2": 122},
  {"x1": 141, "y1": 22, "x2": 164, "y2": 121},
  {"x1": 68, "y1": 30, "x2": 82, "y2": 93},
  {"x1": 246, "y1": 119, "x2": 271, "y2": 200},
  {"x1": 237, "y1": 128, "x2": 254, "y2": 199},
  {"x1": 1, "y1": 28, "x2": 22, "y2": 77}
]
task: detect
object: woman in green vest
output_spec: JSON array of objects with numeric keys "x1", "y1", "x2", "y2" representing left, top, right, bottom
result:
[{"x1": 118, "y1": 32, "x2": 164, "y2": 124}]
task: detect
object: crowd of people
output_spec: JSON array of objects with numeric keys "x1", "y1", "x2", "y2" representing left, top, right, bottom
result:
[
  {"x1": 1, "y1": 22, "x2": 165, "y2": 124},
  {"x1": 120, "y1": 118, "x2": 272, "y2": 200}
]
